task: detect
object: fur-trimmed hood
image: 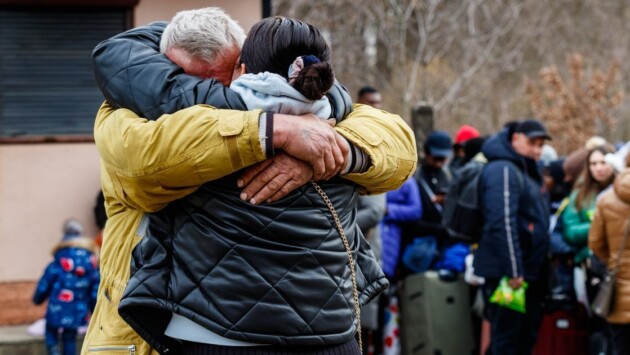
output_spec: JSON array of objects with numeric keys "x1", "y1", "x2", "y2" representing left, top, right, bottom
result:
[{"x1": 52, "y1": 236, "x2": 98, "y2": 256}]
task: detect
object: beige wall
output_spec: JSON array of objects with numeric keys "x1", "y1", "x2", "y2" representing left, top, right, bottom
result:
[
  {"x1": 0, "y1": 1, "x2": 263, "y2": 284},
  {"x1": 0, "y1": 144, "x2": 101, "y2": 282},
  {"x1": 135, "y1": 0, "x2": 262, "y2": 32}
]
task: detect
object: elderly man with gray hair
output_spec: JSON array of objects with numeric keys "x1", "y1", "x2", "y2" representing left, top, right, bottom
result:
[
  {"x1": 83, "y1": 8, "x2": 417, "y2": 355},
  {"x1": 159, "y1": 7, "x2": 245, "y2": 86}
]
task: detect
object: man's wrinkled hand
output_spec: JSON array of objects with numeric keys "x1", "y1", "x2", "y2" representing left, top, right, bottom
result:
[
  {"x1": 238, "y1": 153, "x2": 314, "y2": 205},
  {"x1": 273, "y1": 113, "x2": 348, "y2": 180}
]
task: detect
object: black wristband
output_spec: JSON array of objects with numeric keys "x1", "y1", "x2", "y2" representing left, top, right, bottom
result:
[
  {"x1": 266, "y1": 111, "x2": 274, "y2": 156},
  {"x1": 348, "y1": 140, "x2": 357, "y2": 173}
]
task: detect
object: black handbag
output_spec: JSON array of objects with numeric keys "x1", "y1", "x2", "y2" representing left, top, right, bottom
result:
[{"x1": 592, "y1": 216, "x2": 630, "y2": 317}]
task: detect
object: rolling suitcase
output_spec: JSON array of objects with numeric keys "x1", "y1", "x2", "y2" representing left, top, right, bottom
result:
[
  {"x1": 400, "y1": 271, "x2": 475, "y2": 355},
  {"x1": 532, "y1": 306, "x2": 589, "y2": 355}
]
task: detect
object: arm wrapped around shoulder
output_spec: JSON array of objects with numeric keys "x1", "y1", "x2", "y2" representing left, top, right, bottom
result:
[
  {"x1": 94, "y1": 102, "x2": 266, "y2": 211},
  {"x1": 92, "y1": 22, "x2": 246, "y2": 120}
]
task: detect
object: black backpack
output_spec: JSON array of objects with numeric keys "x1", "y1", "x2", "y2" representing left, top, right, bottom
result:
[
  {"x1": 442, "y1": 159, "x2": 524, "y2": 244},
  {"x1": 442, "y1": 160, "x2": 486, "y2": 243}
]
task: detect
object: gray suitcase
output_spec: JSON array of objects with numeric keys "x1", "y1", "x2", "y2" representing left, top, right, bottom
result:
[{"x1": 400, "y1": 271, "x2": 474, "y2": 355}]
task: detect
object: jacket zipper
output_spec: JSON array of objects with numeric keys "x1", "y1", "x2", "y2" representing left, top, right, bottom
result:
[{"x1": 88, "y1": 345, "x2": 136, "y2": 354}]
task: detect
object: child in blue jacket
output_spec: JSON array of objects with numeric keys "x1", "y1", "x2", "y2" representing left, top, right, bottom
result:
[{"x1": 33, "y1": 219, "x2": 99, "y2": 355}]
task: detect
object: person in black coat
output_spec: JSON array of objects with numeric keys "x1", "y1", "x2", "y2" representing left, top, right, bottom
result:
[
  {"x1": 473, "y1": 120, "x2": 551, "y2": 355},
  {"x1": 400, "y1": 131, "x2": 452, "y2": 277}
]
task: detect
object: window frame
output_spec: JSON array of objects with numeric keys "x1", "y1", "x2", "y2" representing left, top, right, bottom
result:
[{"x1": 0, "y1": 0, "x2": 137, "y2": 144}]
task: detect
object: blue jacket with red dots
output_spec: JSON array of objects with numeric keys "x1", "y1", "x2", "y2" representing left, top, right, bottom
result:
[{"x1": 33, "y1": 237, "x2": 100, "y2": 329}]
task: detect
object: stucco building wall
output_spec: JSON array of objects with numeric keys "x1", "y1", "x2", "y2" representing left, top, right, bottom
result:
[{"x1": 0, "y1": 0, "x2": 261, "y2": 324}]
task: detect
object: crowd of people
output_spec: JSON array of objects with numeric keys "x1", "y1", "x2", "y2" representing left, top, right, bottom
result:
[
  {"x1": 366, "y1": 97, "x2": 630, "y2": 355},
  {"x1": 30, "y1": 6, "x2": 630, "y2": 355}
]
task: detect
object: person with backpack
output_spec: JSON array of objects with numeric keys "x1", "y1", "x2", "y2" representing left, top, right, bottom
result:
[
  {"x1": 473, "y1": 119, "x2": 552, "y2": 354},
  {"x1": 401, "y1": 131, "x2": 452, "y2": 276}
]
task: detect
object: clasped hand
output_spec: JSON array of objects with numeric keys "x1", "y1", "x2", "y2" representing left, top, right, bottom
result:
[{"x1": 238, "y1": 114, "x2": 349, "y2": 204}]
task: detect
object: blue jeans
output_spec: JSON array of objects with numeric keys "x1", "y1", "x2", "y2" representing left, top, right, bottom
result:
[
  {"x1": 45, "y1": 325, "x2": 77, "y2": 355},
  {"x1": 483, "y1": 278, "x2": 544, "y2": 355}
]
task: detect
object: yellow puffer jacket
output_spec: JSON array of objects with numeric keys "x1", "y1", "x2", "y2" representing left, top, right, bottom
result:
[{"x1": 81, "y1": 102, "x2": 417, "y2": 354}]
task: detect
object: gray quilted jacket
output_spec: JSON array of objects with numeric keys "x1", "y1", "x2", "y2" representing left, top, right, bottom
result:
[
  {"x1": 120, "y1": 177, "x2": 388, "y2": 353},
  {"x1": 93, "y1": 23, "x2": 386, "y2": 354}
]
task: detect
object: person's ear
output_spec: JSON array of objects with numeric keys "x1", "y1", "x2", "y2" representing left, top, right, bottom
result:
[{"x1": 240, "y1": 63, "x2": 246, "y2": 75}]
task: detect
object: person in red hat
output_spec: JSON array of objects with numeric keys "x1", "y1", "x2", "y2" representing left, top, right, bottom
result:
[{"x1": 450, "y1": 125, "x2": 481, "y2": 172}]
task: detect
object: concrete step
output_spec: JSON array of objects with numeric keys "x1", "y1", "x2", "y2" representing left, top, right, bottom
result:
[{"x1": 0, "y1": 324, "x2": 84, "y2": 355}]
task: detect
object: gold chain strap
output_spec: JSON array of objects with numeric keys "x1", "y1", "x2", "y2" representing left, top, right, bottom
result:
[{"x1": 310, "y1": 182, "x2": 362, "y2": 353}]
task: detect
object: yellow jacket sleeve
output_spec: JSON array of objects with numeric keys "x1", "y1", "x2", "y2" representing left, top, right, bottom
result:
[
  {"x1": 94, "y1": 102, "x2": 266, "y2": 212},
  {"x1": 336, "y1": 104, "x2": 418, "y2": 194}
]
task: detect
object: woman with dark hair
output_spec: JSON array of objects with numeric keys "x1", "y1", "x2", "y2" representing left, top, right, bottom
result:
[
  {"x1": 563, "y1": 145, "x2": 617, "y2": 263},
  {"x1": 229, "y1": 17, "x2": 336, "y2": 119},
  {"x1": 117, "y1": 16, "x2": 386, "y2": 355}
]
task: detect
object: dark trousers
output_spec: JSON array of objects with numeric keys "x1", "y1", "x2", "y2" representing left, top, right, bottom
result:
[
  {"x1": 45, "y1": 325, "x2": 77, "y2": 355},
  {"x1": 483, "y1": 278, "x2": 544, "y2": 355},
  {"x1": 181, "y1": 339, "x2": 361, "y2": 355},
  {"x1": 609, "y1": 323, "x2": 630, "y2": 355}
]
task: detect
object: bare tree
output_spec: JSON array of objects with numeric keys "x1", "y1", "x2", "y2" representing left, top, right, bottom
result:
[
  {"x1": 526, "y1": 54, "x2": 623, "y2": 154},
  {"x1": 273, "y1": 1, "x2": 545, "y2": 123},
  {"x1": 273, "y1": 0, "x2": 629, "y2": 147}
]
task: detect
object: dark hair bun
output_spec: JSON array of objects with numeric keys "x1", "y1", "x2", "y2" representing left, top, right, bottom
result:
[{"x1": 292, "y1": 62, "x2": 334, "y2": 100}]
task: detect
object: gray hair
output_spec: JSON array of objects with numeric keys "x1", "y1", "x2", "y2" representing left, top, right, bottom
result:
[{"x1": 160, "y1": 7, "x2": 246, "y2": 63}]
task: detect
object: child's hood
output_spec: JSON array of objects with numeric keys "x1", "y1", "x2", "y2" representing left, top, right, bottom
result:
[{"x1": 52, "y1": 236, "x2": 98, "y2": 256}]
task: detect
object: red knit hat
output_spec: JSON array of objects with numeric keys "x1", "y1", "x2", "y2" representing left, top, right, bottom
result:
[{"x1": 454, "y1": 125, "x2": 480, "y2": 145}]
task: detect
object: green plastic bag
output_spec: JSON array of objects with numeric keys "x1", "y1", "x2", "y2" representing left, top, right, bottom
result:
[{"x1": 489, "y1": 276, "x2": 528, "y2": 313}]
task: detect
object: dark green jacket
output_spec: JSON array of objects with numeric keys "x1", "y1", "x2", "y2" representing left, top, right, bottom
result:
[{"x1": 562, "y1": 190, "x2": 596, "y2": 262}]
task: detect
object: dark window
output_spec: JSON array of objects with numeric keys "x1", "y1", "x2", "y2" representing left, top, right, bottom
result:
[{"x1": 0, "y1": 7, "x2": 128, "y2": 139}]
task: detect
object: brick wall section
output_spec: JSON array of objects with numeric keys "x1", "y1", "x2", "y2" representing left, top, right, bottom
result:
[{"x1": 0, "y1": 282, "x2": 45, "y2": 325}]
